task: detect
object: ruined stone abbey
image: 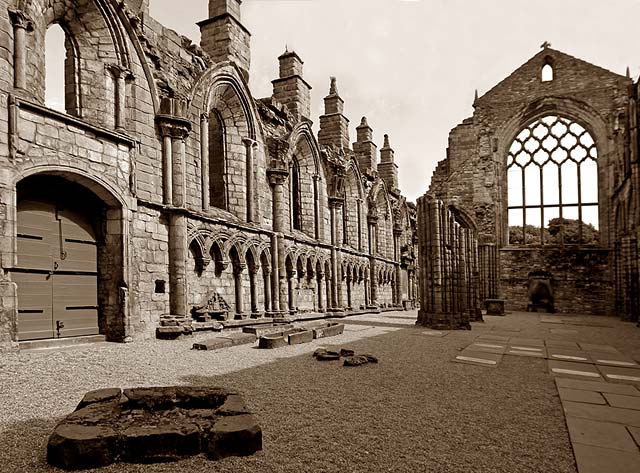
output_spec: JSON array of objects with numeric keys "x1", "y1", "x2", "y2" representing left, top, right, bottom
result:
[
  {"x1": 417, "y1": 46, "x2": 640, "y2": 329},
  {"x1": 0, "y1": 0, "x2": 417, "y2": 349}
]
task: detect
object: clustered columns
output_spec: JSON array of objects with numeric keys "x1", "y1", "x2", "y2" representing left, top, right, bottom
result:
[
  {"x1": 416, "y1": 196, "x2": 481, "y2": 330},
  {"x1": 328, "y1": 196, "x2": 344, "y2": 312},
  {"x1": 268, "y1": 168, "x2": 289, "y2": 313},
  {"x1": 106, "y1": 64, "x2": 133, "y2": 133},
  {"x1": 8, "y1": 8, "x2": 33, "y2": 91},
  {"x1": 367, "y1": 215, "x2": 379, "y2": 309},
  {"x1": 156, "y1": 99, "x2": 192, "y2": 317}
]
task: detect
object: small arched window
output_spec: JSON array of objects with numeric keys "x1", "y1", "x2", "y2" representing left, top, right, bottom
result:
[
  {"x1": 209, "y1": 111, "x2": 227, "y2": 209},
  {"x1": 45, "y1": 23, "x2": 80, "y2": 115},
  {"x1": 541, "y1": 63, "x2": 554, "y2": 82}
]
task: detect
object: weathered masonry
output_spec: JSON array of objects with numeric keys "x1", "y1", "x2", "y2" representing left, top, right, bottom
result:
[
  {"x1": 422, "y1": 46, "x2": 640, "y2": 323},
  {"x1": 0, "y1": 0, "x2": 417, "y2": 350}
]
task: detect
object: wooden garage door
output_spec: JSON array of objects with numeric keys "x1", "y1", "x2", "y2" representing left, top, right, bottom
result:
[{"x1": 14, "y1": 200, "x2": 99, "y2": 340}]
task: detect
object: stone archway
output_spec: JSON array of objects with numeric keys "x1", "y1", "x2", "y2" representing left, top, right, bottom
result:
[{"x1": 12, "y1": 174, "x2": 126, "y2": 342}]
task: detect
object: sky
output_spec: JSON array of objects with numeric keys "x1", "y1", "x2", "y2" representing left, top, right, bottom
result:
[{"x1": 53, "y1": 0, "x2": 640, "y2": 203}]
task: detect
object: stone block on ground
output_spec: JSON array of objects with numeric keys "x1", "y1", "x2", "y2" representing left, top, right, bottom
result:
[
  {"x1": 313, "y1": 323, "x2": 345, "y2": 339},
  {"x1": 156, "y1": 326, "x2": 192, "y2": 340},
  {"x1": 340, "y1": 348, "x2": 355, "y2": 357},
  {"x1": 242, "y1": 324, "x2": 294, "y2": 337},
  {"x1": 207, "y1": 414, "x2": 262, "y2": 460},
  {"x1": 258, "y1": 334, "x2": 288, "y2": 349},
  {"x1": 344, "y1": 355, "x2": 371, "y2": 366},
  {"x1": 47, "y1": 387, "x2": 261, "y2": 469},
  {"x1": 192, "y1": 338, "x2": 233, "y2": 351},
  {"x1": 288, "y1": 329, "x2": 313, "y2": 345},
  {"x1": 313, "y1": 348, "x2": 340, "y2": 361},
  {"x1": 221, "y1": 332, "x2": 256, "y2": 346}
]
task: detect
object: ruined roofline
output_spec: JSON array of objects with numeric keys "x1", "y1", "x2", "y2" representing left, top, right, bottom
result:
[{"x1": 475, "y1": 47, "x2": 630, "y2": 105}]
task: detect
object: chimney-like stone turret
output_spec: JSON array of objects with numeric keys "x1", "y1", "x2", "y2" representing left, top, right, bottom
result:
[
  {"x1": 272, "y1": 50, "x2": 312, "y2": 120},
  {"x1": 198, "y1": 0, "x2": 251, "y2": 81},
  {"x1": 378, "y1": 134, "x2": 399, "y2": 192},
  {"x1": 353, "y1": 117, "x2": 377, "y2": 176},
  {"x1": 318, "y1": 77, "x2": 350, "y2": 149}
]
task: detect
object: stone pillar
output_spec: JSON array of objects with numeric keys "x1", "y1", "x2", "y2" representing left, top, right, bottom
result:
[
  {"x1": 263, "y1": 265, "x2": 272, "y2": 314},
  {"x1": 317, "y1": 270, "x2": 325, "y2": 312},
  {"x1": 234, "y1": 263, "x2": 246, "y2": 318},
  {"x1": 8, "y1": 9, "x2": 32, "y2": 90},
  {"x1": 161, "y1": 132, "x2": 173, "y2": 205},
  {"x1": 269, "y1": 233, "x2": 280, "y2": 314},
  {"x1": 368, "y1": 216, "x2": 378, "y2": 308},
  {"x1": 357, "y1": 199, "x2": 363, "y2": 251},
  {"x1": 107, "y1": 65, "x2": 133, "y2": 133},
  {"x1": 249, "y1": 265, "x2": 259, "y2": 316},
  {"x1": 329, "y1": 197, "x2": 343, "y2": 311},
  {"x1": 200, "y1": 113, "x2": 210, "y2": 211},
  {"x1": 244, "y1": 139, "x2": 257, "y2": 223},
  {"x1": 394, "y1": 227, "x2": 403, "y2": 307},
  {"x1": 313, "y1": 175, "x2": 320, "y2": 239},
  {"x1": 346, "y1": 272, "x2": 352, "y2": 310},
  {"x1": 168, "y1": 214, "x2": 187, "y2": 316},
  {"x1": 268, "y1": 169, "x2": 289, "y2": 313},
  {"x1": 288, "y1": 269, "x2": 297, "y2": 315}
]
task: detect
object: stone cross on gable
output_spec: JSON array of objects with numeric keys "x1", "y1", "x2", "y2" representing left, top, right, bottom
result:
[{"x1": 541, "y1": 41, "x2": 551, "y2": 49}]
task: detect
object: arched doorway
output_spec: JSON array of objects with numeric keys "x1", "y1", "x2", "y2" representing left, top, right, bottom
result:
[{"x1": 12, "y1": 175, "x2": 121, "y2": 341}]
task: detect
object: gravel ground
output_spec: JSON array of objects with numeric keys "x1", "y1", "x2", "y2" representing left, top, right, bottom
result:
[{"x1": 1, "y1": 310, "x2": 638, "y2": 473}]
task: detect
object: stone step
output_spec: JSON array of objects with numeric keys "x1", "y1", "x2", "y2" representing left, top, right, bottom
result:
[{"x1": 19, "y1": 335, "x2": 107, "y2": 352}]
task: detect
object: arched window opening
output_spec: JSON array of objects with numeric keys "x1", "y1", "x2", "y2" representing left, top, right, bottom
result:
[
  {"x1": 44, "y1": 23, "x2": 80, "y2": 116},
  {"x1": 290, "y1": 159, "x2": 302, "y2": 231},
  {"x1": 507, "y1": 115, "x2": 599, "y2": 246},
  {"x1": 342, "y1": 192, "x2": 349, "y2": 245},
  {"x1": 541, "y1": 63, "x2": 554, "y2": 82},
  {"x1": 209, "y1": 111, "x2": 227, "y2": 210},
  {"x1": 45, "y1": 24, "x2": 70, "y2": 113}
]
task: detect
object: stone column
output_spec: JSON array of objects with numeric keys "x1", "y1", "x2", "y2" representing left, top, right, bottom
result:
[
  {"x1": 168, "y1": 213, "x2": 187, "y2": 316},
  {"x1": 160, "y1": 130, "x2": 173, "y2": 206},
  {"x1": 268, "y1": 169, "x2": 289, "y2": 313},
  {"x1": 288, "y1": 269, "x2": 297, "y2": 315},
  {"x1": 317, "y1": 270, "x2": 325, "y2": 312},
  {"x1": 346, "y1": 272, "x2": 352, "y2": 310},
  {"x1": 8, "y1": 9, "x2": 32, "y2": 90},
  {"x1": 200, "y1": 113, "x2": 210, "y2": 211},
  {"x1": 249, "y1": 264, "x2": 259, "y2": 317},
  {"x1": 234, "y1": 263, "x2": 246, "y2": 318},
  {"x1": 107, "y1": 65, "x2": 133, "y2": 133},
  {"x1": 313, "y1": 175, "x2": 320, "y2": 239},
  {"x1": 329, "y1": 197, "x2": 343, "y2": 311},
  {"x1": 244, "y1": 139, "x2": 257, "y2": 223},
  {"x1": 269, "y1": 233, "x2": 280, "y2": 314},
  {"x1": 263, "y1": 265, "x2": 272, "y2": 314},
  {"x1": 357, "y1": 198, "x2": 363, "y2": 251},
  {"x1": 394, "y1": 227, "x2": 403, "y2": 307},
  {"x1": 368, "y1": 216, "x2": 378, "y2": 308}
]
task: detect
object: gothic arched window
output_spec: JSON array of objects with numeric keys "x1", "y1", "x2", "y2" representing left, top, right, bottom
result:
[
  {"x1": 209, "y1": 111, "x2": 227, "y2": 209},
  {"x1": 45, "y1": 23, "x2": 80, "y2": 115},
  {"x1": 507, "y1": 115, "x2": 599, "y2": 245},
  {"x1": 290, "y1": 158, "x2": 301, "y2": 231}
]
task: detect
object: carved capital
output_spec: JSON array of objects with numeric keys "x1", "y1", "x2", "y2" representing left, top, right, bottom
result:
[
  {"x1": 267, "y1": 168, "x2": 289, "y2": 186},
  {"x1": 106, "y1": 63, "x2": 134, "y2": 80},
  {"x1": 196, "y1": 255, "x2": 211, "y2": 271},
  {"x1": 157, "y1": 119, "x2": 191, "y2": 140},
  {"x1": 328, "y1": 196, "x2": 344, "y2": 209},
  {"x1": 243, "y1": 137, "x2": 258, "y2": 148},
  {"x1": 8, "y1": 9, "x2": 33, "y2": 31},
  {"x1": 367, "y1": 215, "x2": 379, "y2": 225}
]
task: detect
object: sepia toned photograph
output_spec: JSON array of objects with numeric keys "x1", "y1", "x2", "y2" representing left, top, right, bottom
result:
[{"x1": 1, "y1": 0, "x2": 640, "y2": 471}]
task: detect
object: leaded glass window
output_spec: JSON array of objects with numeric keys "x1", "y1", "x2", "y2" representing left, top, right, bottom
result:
[{"x1": 507, "y1": 115, "x2": 599, "y2": 245}]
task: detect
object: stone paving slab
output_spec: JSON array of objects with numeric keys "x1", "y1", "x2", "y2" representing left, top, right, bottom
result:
[
  {"x1": 563, "y1": 401, "x2": 640, "y2": 427},
  {"x1": 421, "y1": 330, "x2": 448, "y2": 337},
  {"x1": 509, "y1": 337, "x2": 545, "y2": 347},
  {"x1": 467, "y1": 343, "x2": 506, "y2": 354},
  {"x1": 597, "y1": 365, "x2": 640, "y2": 384},
  {"x1": 540, "y1": 315, "x2": 565, "y2": 324},
  {"x1": 556, "y1": 378, "x2": 640, "y2": 396},
  {"x1": 578, "y1": 343, "x2": 620, "y2": 354},
  {"x1": 590, "y1": 354, "x2": 640, "y2": 369},
  {"x1": 454, "y1": 350, "x2": 501, "y2": 367},
  {"x1": 476, "y1": 335, "x2": 510, "y2": 342},
  {"x1": 546, "y1": 340, "x2": 581, "y2": 350},
  {"x1": 548, "y1": 349, "x2": 593, "y2": 364},
  {"x1": 566, "y1": 417, "x2": 639, "y2": 452},
  {"x1": 343, "y1": 326, "x2": 373, "y2": 332},
  {"x1": 558, "y1": 387, "x2": 606, "y2": 405},
  {"x1": 549, "y1": 360, "x2": 603, "y2": 380},
  {"x1": 505, "y1": 347, "x2": 546, "y2": 358},
  {"x1": 572, "y1": 443, "x2": 640, "y2": 473},
  {"x1": 602, "y1": 393, "x2": 640, "y2": 411},
  {"x1": 550, "y1": 328, "x2": 579, "y2": 335}
]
